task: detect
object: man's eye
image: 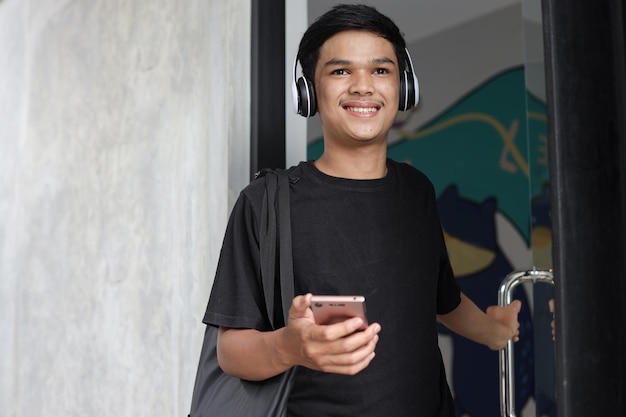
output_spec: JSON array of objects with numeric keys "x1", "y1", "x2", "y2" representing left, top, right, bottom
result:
[
  {"x1": 374, "y1": 68, "x2": 389, "y2": 74},
  {"x1": 332, "y1": 69, "x2": 348, "y2": 75}
]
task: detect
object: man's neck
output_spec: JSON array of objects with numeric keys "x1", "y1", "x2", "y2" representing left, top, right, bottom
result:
[{"x1": 314, "y1": 149, "x2": 388, "y2": 179}]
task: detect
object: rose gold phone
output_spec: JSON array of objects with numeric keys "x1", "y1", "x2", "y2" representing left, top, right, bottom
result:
[{"x1": 310, "y1": 295, "x2": 368, "y2": 330}]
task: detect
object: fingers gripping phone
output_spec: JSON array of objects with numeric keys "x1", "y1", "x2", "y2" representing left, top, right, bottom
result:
[{"x1": 310, "y1": 295, "x2": 368, "y2": 330}]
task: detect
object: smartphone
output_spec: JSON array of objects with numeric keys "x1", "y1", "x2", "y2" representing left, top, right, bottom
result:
[{"x1": 310, "y1": 295, "x2": 368, "y2": 330}]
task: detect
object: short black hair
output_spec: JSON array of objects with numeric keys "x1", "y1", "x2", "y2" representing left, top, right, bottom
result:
[{"x1": 297, "y1": 4, "x2": 408, "y2": 83}]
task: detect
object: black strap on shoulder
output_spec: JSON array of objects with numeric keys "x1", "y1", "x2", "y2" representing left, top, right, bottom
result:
[
  {"x1": 259, "y1": 171, "x2": 278, "y2": 329},
  {"x1": 276, "y1": 169, "x2": 294, "y2": 324},
  {"x1": 258, "y1": 168, "x2": 295, "y2": 330}
]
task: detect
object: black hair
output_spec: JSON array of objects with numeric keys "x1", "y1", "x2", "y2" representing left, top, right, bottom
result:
[{"x1": 297, "y1": 4, "x2": 408, "y2": 83}]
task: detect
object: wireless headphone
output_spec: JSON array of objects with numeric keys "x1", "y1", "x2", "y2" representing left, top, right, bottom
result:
[{"x1": 291, "y1": 48, "x2": 420, "y2": 118}]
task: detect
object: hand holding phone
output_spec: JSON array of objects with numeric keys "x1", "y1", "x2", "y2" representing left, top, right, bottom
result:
[{"x1": 310, "y1": 295, "x2": 368, "y2": 330}]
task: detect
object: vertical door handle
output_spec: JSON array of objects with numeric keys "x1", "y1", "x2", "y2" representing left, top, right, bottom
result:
[{"x1": 498, "y1": 269, "x2": 554, "y2": 417}]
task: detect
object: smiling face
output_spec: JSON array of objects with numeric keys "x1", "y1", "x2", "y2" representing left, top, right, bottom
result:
[{"x1": 314, "y1": 30, "x2": 400, "y2": 149}]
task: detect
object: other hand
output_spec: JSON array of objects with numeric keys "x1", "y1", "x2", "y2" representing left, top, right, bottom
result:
[{"x1": 485, "y1": 299, "x2": 521, "y2": 349}]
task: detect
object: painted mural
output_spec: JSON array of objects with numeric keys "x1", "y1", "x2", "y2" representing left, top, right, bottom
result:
[{"x1": 308, "y1": 66, "x2": 553, "y2": 417}]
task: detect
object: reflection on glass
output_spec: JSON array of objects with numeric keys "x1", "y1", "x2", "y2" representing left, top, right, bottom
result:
[
  {"x1": 522, "y1": 0, "x2": 552, "y2": 271},
  {"x1": 522, "y1": 1, "x2": 556, "y2": 416}
]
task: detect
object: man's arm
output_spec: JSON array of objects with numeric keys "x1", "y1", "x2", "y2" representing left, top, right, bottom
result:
[
  {"x1": 437, "y1": 292, "x2": 521, "y2": 350},
  {"x1": 217, "y1": 293, "x2": 382, "y2": 381}
]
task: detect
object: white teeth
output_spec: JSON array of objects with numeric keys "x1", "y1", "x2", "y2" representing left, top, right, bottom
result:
[{"x1": 345, "y1": 106, "x2": 378, "y2": 114}]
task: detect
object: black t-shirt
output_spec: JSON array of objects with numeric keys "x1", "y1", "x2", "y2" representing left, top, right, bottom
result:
[{"x1": 204, "y1": 159, "x2": 461, "y2": 417}]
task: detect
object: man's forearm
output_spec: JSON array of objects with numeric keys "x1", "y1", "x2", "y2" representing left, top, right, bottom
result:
[
  {"x1": 217, "y1": 327, "x2": 293, "y2": 381},
  {"x1": 437, "y1": 293, "x2": 512, "y2": 350}
]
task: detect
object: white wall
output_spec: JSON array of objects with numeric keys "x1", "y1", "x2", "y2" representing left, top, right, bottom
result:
[
  {"x1": 0, "y1": 1, "x2": 250, "y2": 416},
  {"x1": 285, "y1": 0, "x2": 309, "y2": 167}
]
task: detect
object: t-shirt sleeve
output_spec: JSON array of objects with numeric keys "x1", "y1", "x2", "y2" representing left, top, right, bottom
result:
[{"x1": 202, "y1": 188, "x2": 272, "y2": 331}]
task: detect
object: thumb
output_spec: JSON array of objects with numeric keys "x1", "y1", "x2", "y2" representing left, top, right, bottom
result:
[
  {"x1": 507, "y1": 299, "x2": 522, "y2": 314},
  {"x1": 486, "y1": 300, "x2": 521, "y2": 320},
  {"x1": 289, "y1": 293, "x2": 314, "y2": 320}
]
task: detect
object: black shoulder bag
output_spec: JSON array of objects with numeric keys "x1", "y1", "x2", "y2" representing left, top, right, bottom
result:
[{"x1": 189, "y1": 169, "x2": 296, "y2": 417}]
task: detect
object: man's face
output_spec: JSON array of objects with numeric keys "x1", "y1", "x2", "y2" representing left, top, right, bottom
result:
[{"x1": 314, "y1": 30, "x2": 400, "y2": 147}]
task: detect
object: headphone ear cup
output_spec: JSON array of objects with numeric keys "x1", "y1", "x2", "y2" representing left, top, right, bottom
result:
[
  {"x1": 296, "y1": 77, "x2": 307, "y2": 115},
  {"x1": 410, "y1": 73, "x2": 420, "y2": 107},
  {"x1": 297, "y1": 77, "x2": 317, "y2": 117},
  {"x1": 307, "y1": 79, "x2": 317, "y2": 117},
  {"x1": 399, "y1": 71, "x2": 409, "y2": 111},
  {"x1": 407, "y1": 72, "x2": 415, "y2": 110},
  {"x1": 297, "y1": 76, "x2": 317, "y2": 117},
  {"x1": 399, "y1": 70, "x2": 419, "y2": 111}
]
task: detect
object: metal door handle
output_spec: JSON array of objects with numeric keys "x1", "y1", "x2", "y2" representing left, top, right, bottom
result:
[{"x1": 498, "y1": 269, "x2": 554, "y2": 417}]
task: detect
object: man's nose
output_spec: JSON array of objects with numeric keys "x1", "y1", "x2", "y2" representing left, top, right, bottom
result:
[{"x1": 349, "y1": 70, "x2": 374, "y2": 95}]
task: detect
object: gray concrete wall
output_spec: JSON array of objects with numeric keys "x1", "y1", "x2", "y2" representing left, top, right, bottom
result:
[{"x1": 0, "y1": 1, "x2": 250, "y2": 415}]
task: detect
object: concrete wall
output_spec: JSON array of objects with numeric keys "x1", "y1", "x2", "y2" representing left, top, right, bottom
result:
[{"x1": 0, "y1": 1, "x2": 251, "y2": 416}]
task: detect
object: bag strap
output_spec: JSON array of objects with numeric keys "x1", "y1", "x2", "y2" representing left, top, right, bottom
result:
[
  {"x1": 276, "y1": 169, "x2": 295, "y2": 324},
  {"x1": 259, "y1": 171, "x2": 278, "y2": 329},
  {"x1": 257, "y1": 168, "x2": 295, "y2": 330}
]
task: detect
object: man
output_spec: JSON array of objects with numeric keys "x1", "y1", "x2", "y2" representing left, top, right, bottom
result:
[{"x1": 205, "y1": 4, "x2": 520, "y2": 416}]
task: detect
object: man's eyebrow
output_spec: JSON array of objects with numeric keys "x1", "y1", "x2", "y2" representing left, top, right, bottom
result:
[
  {"x1": 322, "y1": 57, "x2": 396, "y2": 68},
  {"x1": 323, "y1": 58, "x2": 351, "y2": 68},
  {"x1": 371, "y1": 57, "x2": 395, "y2": 65}
]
